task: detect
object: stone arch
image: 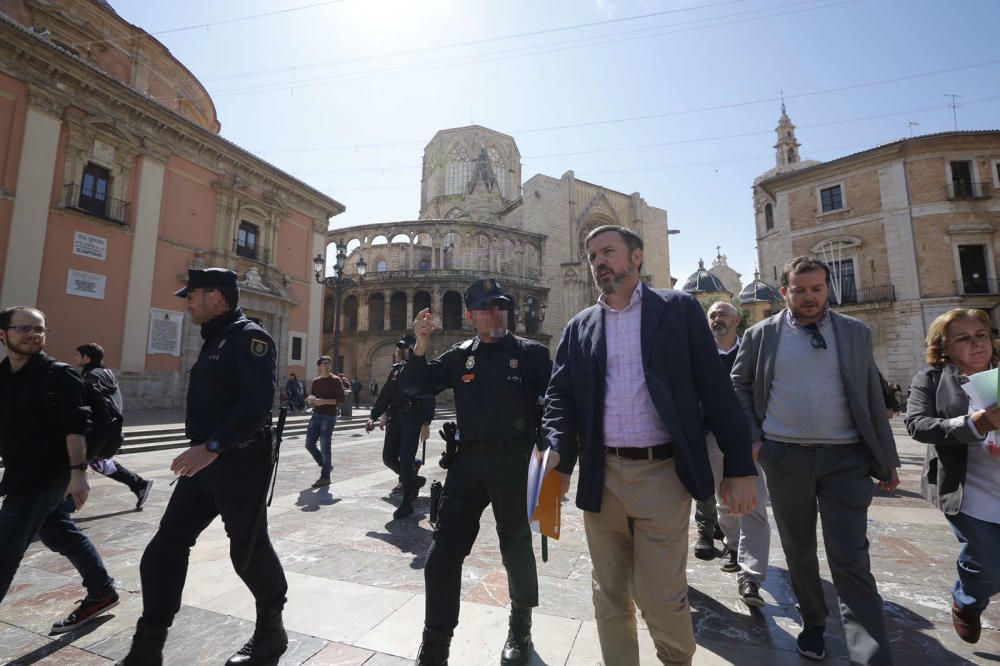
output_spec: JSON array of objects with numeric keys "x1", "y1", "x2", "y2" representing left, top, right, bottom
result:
[
  {"x1": 343, "y1": 295, "x2": 359, "y2": 332},
  {"x1": 444, "y1": 207, "x2": 467, "y2": 220},
  {"x1": 391, "y1": 233, "x2": 411, "y2": 244},
  {"x1": 523, "y1": 244, "x2": 540, "y2": 279},
  {"x1": 390, "y1": 292, "x2": 408, "y2": 330},
  {"x1": 323, "y1": 295, "x2": 335, "y2": 333},
  {"x1": 499, "y1": 238, "x2": 516, "y2": 275},
  {"x1": 413, "y1": 290, "x2": 431, "y2": 319},
  {"x1": 445, "y1": 142, "x2": 472, "y2": 196},
  {"x1": 442, "y1": 231, "x2": 460, "y2": 269},
  {"x1": 474, "y1": 233, "x2": 491, "y2": 272},
  {"x1": 764, "y1": 203, "x2": 774, "y2": 231},
  {"x1": 368, "y1": 293, "x2": 385, "y2": 331},
  {"x1": 371, "y1": 235, "x2": 389, "y2": 246},
  {"x1": 442, "y1": 291, "x2": 463, "y2": 330},
  {"x1": 368, "y1": 341, "x2": 398, "y2": 386}
]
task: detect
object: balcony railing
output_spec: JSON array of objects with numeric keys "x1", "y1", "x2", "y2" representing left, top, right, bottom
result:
[
  {"x1": 955, "y1": 279, "x2": 1000, "y2": 296},
  {"x1": 233, "y1": 239, "x2": 270, "y2": 265},
  {"x1": 831, "y1": 284, "x2": 895, "y2": 307},
  {"x1": 63, "y1": 183, "x2": 129, "y2": 225},
  {"x1": 359, "y1": 268, "x2": 542, "y2": 287},
  {"x1": 947, "y1": 181, "x2": 990, "y2": 200}
]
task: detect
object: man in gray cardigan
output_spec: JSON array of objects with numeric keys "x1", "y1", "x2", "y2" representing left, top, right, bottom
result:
[{"x1": 731, "y1": 256, "x2": 899, "y2": 666}]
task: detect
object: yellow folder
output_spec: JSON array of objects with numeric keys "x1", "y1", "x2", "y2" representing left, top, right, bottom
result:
[{"x1": 531, "y1": 468, "x2": 561, "y2": 540}]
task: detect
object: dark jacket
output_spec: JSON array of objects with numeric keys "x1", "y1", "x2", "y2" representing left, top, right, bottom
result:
[
  {"x1": 400, "y1": 332, "x2": 551, "y2": 452},
  {"x1": 543, "y1": 286, "x2": 755, "y2": 512},
  {"x1": 0, "y1": 352, "x2": 91, "y2": 496},
  {"x1": 371, "y1": 362, "x2": 434, "y2": 424},
  {"x1": 186, "y1": 309, "x2": 276, "y2": 450},
  {"x1": 83, "y1": 363, "x2": 123, "y2": 415},
  {"x1": 905, "y1": 364, "x2": 986, "y2": 515}
]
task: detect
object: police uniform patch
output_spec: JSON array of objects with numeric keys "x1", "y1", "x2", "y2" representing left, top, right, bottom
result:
[
  {"x1": 509, "y1": 359, "x2": 518, "y2": 369},
  {"x1": 484, "y1": 279, "x2": 495, "y2": 290},
  {"x1": 250, "y1": 338, "x2": 269, "y2": 357},
  {"x1": 465, "y1": 356, "x2": 475, "y2": 369}
]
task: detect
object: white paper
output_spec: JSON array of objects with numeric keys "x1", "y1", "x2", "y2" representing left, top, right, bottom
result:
[
  {"x1": 963, "y1": 368, "x2": 998, "y2": 410},
  {"x1": 526, "y1": 446, "x2": 550, "y2": 534}
]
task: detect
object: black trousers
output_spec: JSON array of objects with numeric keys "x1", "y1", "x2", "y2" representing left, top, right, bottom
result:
[
  {"x1": 424, "y1": 450, "x2": 537, "y2": 638},
  {"x1": 381, "y1": 409, "x2": 422, "y2": 494},
  {"x1": 138, "y1": 444, "x2": 287, "y2": 628}
]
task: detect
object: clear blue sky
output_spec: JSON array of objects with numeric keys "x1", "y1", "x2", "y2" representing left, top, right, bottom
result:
[{"x1": 112, "y1": 0, "x2": 1000, "y2": 285}]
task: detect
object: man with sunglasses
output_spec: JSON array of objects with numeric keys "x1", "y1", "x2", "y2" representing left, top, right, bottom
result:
[
  {"x1": 0, "y1": 306, "x2": 119, "y2": 631},
  {"x1": 731, "y1": 256, "x2": 900, "y2": 665}
]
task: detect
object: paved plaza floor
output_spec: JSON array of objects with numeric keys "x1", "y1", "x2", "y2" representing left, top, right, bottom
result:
[{"x1": 1, "y1": 416, "x2": 996, "y2": 665}]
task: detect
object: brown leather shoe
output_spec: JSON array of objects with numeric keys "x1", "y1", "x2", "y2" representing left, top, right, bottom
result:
[{"x1": 952, "y1": 602, "x2": 982, "y2": 644}]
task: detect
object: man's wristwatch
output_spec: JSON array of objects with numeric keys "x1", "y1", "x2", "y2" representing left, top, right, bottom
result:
[
  {"x1": 205, "y1": 440, "x2": 222, "y2": 454},
  {"x1": 69, "y1": 462, "x2": 87, "y2": 471}
]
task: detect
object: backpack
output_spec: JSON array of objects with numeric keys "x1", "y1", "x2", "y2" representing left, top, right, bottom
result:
[{"x1": 47, "y1": 362, "x2": 125, "y2": 461}]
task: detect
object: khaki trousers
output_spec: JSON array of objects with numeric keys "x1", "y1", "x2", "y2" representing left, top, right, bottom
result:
[{"x1": 584, "y1": 455, "x2": 695, "y2": 666}]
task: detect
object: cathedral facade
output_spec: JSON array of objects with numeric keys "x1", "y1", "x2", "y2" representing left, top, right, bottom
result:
[{"x1": 321, "y1": 126, "x2": 672, "y2": 388}]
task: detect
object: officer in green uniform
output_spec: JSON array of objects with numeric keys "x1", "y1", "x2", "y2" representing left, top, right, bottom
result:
[{"x1": 400, "y1": 279, "x2": 552, "y2": 666}]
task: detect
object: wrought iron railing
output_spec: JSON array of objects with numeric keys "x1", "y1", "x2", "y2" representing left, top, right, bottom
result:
[
  {"x1": 832, "y1": 284, "x2": 895, "y2": 307},
  {"x1": 63, "y1": 183, "x2": 129, "y2": 225},
  {"x1": 233, "y1": 239, "x2": 270, "y2": 265},
  {"x1": 955, "y1": 279, "x2": 1000, "y2": 296},
  {"x1": 947, "y1": 181, "x2": 989, "y2": 200}
]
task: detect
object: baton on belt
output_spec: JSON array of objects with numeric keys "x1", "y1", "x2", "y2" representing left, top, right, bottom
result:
[{"x1": 241, "y1": 407, "x2": 286, "y2": 572}]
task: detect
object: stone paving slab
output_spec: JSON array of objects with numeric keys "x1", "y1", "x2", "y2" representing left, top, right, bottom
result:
[{"x1": 0, "y1": 419, "x2": 996, "y2": 664}]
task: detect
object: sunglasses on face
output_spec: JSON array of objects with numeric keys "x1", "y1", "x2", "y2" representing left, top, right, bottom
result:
[
  {"x1": 803, "y1": 323, "x2": 827, "y2": 350},
  {"x1": 5, "y1": 325, "x2": 47, "y2": 335}
]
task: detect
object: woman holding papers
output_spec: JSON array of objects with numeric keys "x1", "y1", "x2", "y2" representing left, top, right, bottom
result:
[{"x1": 905, "y1": 308, "x2": 1000, "y2": 646}]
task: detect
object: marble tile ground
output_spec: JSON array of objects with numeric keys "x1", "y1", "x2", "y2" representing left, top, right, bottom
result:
[{"x1": 0, "y1": 416, "x2": 994, "y2": 665}]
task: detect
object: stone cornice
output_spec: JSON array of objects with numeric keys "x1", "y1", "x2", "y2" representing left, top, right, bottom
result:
[{"x1": 0, "y1": 18, "x2": 345, "y2": 223}]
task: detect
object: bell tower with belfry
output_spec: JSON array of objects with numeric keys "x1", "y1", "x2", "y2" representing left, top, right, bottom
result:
[{"x1": 774, "y1": 95, "x2": 801, "y2": 167}]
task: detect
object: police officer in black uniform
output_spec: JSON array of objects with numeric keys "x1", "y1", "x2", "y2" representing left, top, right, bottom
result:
[
  {"x1": 400, "y1": 279, "x2": 552, "y2": 666},
  {"x1": 367, "y1": 334, "x2": 435, "y2": 520},
  {"x1": 118, "y1": 268, "x2": 288, "y2": 666}
]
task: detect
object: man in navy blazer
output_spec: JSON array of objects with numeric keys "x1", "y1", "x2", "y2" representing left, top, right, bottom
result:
[{"x1": 543, "y1": 226, "x2": 757, "y2": 665}]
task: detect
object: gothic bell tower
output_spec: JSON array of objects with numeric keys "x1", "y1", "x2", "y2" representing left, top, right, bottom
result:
[{"x1": 774, "y1": 101, "x2": 801, "y2": 167}]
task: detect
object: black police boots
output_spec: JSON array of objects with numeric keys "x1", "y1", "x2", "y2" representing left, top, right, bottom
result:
[
  {"x1": 225, "y1": 608, "x2": 288, "y2": 665},
  {"x1": 115, "y1": 618, "x2": 167, "y2": 666},
  {"x1": 501, "y1": 605, "x2": 533, "y2": 665},
  {"x1": 416, "y1": 629, "x2": 450, "y2": 666}
]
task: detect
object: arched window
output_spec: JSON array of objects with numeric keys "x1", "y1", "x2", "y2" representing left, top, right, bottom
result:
[
  {"x1": 376, "y1": 260, "x2": 387, "y2": 272},
  {"x1": 368, "y1": 293, "x2": 385, "y2": 332},
  {"x1": 413, "y1": 291, "x2": 431, "y2": 318},
  {"x1": 442, "y1": 291, "x2": 463, "y2": 330},
  {"x1": 343, "y1": 295, "x2": 359, "y2": 332},
  {"x1": 787, "y1": 148, "x2": 796, "y2": 164},
  {"x1": 764, "y1": 203, "x2": 774, "y2": 231},
  {"x1": 390, "y1": 292, "x2": 408, "y2": 330},
  {"x1": 443, "y1": 232, "x2": 459, "y2": 269},
  {"x1": 445, "y1": 144, "x2": 472, "y2": 195}
]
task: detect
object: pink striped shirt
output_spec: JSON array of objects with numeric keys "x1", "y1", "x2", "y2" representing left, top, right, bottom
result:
[{"x1": 598, "y1": 282, "x2": 672, "y2": 448}]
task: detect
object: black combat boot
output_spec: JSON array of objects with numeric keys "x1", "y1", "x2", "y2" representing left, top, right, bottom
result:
[
  {"x1": 393, "y1": 497, "x2": 414, "y2": 519},
  {"x1": 225, "y1": 608, "x2": 288, "y2": 665},
  {"x1": 416, "y1": 628, "x2": 450, "y2": 666},
  {"x1": 116, "y1": 618, "x2": 167, "y2": 666},
  {"x1": 501, "y1": 605, "x2": 533, "y2": 665}
]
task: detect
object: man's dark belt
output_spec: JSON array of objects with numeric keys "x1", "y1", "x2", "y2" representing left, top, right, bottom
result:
[
  {"x1": 388, "y1": 403, "x2": 413, "y2": 414},
  {"x1": 605, "y1": 443, "x2": 674, "y2": 460},
  {"x1": 458, "y1": 439, "x2": 511, "y2": 455}
]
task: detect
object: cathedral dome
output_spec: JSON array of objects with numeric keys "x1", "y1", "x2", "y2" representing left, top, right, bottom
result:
[
  {"x1": 739, "y1": 273, "x2": 782, "y2": 304},
  {"x1": 682, "y1": 259, "x2": 728, "y2": 294}
]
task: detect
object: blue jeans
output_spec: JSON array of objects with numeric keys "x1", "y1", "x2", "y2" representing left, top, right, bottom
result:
[
  {"x1": 945, "y1": 511, "x2": 1000, "y2": 612},
  {"x1": 0, "y1": 476, "x2": 115, "y2": 603},
  {"x1": 305, "y1": 414, "x2": 337, "y2": 478}
]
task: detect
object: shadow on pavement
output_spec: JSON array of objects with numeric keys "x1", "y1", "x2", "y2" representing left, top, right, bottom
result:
[{"x1": 295, "y1": 487, "x2": 340, "y2": 512}]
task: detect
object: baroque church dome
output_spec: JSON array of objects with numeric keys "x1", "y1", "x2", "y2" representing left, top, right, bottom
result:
[{"x1": 682, "y1": 259, "x2": 729, "y2": 294}]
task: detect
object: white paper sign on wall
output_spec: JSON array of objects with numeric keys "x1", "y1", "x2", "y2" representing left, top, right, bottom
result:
[
  {"x1": 148, "y1": 309, "x2": 183, "y2": 356},
  {"x1": 66, "y1": 269, "x2": 106, "y2": 300},
  {"x1": 72, "y1": 231, "x2": 107, "y2": 261}
]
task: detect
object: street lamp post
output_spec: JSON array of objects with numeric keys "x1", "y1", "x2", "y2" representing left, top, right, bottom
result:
[
  {"x1": 313, "y1": 240, "x2": 366, "y2": 374},
  {"x1": 522, "y1": 294, "x2": 547, "y2": 335}
]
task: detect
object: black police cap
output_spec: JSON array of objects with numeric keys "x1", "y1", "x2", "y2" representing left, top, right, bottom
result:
[
  {"x1": 464, "y1": 278, "x2": 512, "y2": 310},
  {"x1": 396, "y1": 334, "x2": 416, "y2": 349},
  {"x1": 174, "y1": 268, "x2": 239, "y2": 298}
]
